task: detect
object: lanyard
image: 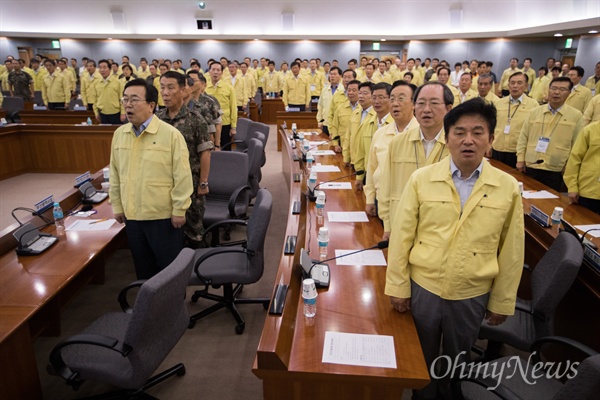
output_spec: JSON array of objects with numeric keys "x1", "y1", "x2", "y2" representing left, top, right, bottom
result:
[
  {"x1": 414, "y1": 140, "x2": 445, "y2": 170},
  {"x1": 507, "y1": 100, "x2": 521, "y2": 123},
  {"x1": 541, "y1": 112, "x2": 561, "y2": 139}
]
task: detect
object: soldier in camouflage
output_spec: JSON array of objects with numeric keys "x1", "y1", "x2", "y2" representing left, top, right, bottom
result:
[
  {"x1": 187, "y1": 70, "x2": 224, "y2": 149},
  {"x1": 8, "y1": 59, "x2": 35, "y2": 101},
  {"x1": 156, "y1": 71, "x2": 214, "y2": 248}
]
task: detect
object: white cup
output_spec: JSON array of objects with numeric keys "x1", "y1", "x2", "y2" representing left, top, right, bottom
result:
[
  {"x1": 302, "y1": 278, "x2": 318, "y2": 299},
  {"x1": 101, "y1": 182, "x2": 110, "y2": 192}
]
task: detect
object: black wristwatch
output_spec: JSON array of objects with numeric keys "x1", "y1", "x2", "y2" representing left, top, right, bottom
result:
[{"x1": 200, "y1": 182, "x2": 209, "y2": 189}]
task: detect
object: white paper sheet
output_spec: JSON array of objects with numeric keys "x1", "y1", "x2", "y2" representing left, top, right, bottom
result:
[
  {"x1": 312, "y1": 165, "x2": 341, "y2": 173},
  {"x1": 334, "y1": 249, "x2": 387, "y2": 266},
  {"x1": 308, "y1": 141, "x2": 329, "y2": 147},
  {"x1": 522, "y1": 190, "x2": 559, "y2": 199},
  {"x1": 319, "y1": 182, "x2": 352, "y2": 190},
  {"x1": 327, "y1": 212, "x2": 369, "y2": 222},
  {"x1": 322, "y1": 332, "x2": 397, "y2": 369},
  {"x1": 574, "y1": 224, "x2": 600, "y2": 238},
  {"x1": 66, "y1": 219, "x2": 116, "y2": 231},
  {"x1": 310, "y1": 150, "x2": 336, "y2": 156}
]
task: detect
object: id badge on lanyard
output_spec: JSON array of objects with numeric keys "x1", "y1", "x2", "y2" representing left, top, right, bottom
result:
[{"x1": 535, "y1": 137, "x2": 550, "y2": 153}]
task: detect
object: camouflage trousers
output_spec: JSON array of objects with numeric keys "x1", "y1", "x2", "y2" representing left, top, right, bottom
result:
[{"x1": 184, "y1": 192, "x2": 206, "y2": 249}]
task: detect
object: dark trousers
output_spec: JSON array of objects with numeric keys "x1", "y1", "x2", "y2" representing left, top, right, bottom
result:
[
  {"x1": 410, "y1": 281, "x2": 489, "y2": 400},
  {"x1": 288, "y1": 104, "x2": 306, "y2": 112},
  {"x1": 48, "y1": 102, "x2": 66, "y2": 110},
  {"x1": 322, "y1": 125, "x2": 329, "y2": 136},
  {"x1": 125, "y1": 219, "x2": 184, "y2": 279},
  {"x1": 100, "y1": 112, "x2": 121, "y2": 124},
  {"x1": 221, "y1": 124, "x2": 232, "y2": 150},
  {"x1": 579, "y1": 196, "x2": 600, "y2": 215},
  {"x1": 492, "y1": 149, "x2": 517, "y2": 169},
  {"x1": 87, "y1": 104, "x2": 94, "y2": 111},
  {"x1": 525, "y1": 168, "x2": 565, "y2": 192}
]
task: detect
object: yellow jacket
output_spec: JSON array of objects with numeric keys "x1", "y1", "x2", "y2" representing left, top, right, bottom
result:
[
  {"x1": 385, "y1": 158, "x2": 524, "y2": 315},
  {"x1": 109, "y1": 115, "x2": 193, "y2": 220},
  {"x1": 241, "y1": 72, "x2": 257, "y2": 99},
  {"x1": 307, "y1": 71, "x2": 324, "y2": 97},
  {"x1": 354, "y1": 112, "x2": 394, "y2": 179},
  {"x1": 60, "y1": 69, "x2": 76, "y2": 93},
  {"x1": 373, "y1": 71, "x2": 393, "y2": 84},
  {"x1": 480, "y1": 91, "x2": 500, "y2": 104},
  {"x1": 446, "y1": 84, "x2": 461, "y2": 107},
  {"x1": 459, "y1": 88, "x2": 478, "y2": 103},
  {"x1": 517, "y1": 104, "x2": 583, "y2": 171},
  {"x1": 329, "y1": 97, "x2": 354, "y2": 163},
  {"x1": 42, "y1": 71, "x2": 71, "y2": 105},
  {"x1": 349, "y1": 107, "x2": 375, "y2": 175},
  {"x1": 153, "y1": 76, "x2": 164, "y2": 107},
  {"x1": 327, "y1": 87, "x2": 348, "y2": 134},
  {"x1": 227, "y1": 75, "x2": 248, "y2": 107},
  {"x1": 263, "y1": 71, "x2": 283, "y2": 93},
  {"x1": 316, "y1": 82, "x2": 334, "y2": 126},
  {"x1": 565, "y1": 84, "x2": 593, "y2": 114},
  {"x1": 583, "y1": 95, "x2": 600, "y2": 125},
  {"x1": 377, "y1": 126, "x2": 449, "y2": 232},
  {"x1": 80, "y1": 71, "x2": 101, "y2": 106},
  {"x1": 499, "y1": 67, "x2": 522, "y2": 91},
  {"x1": 256, "y1": 67, "x2": 267, "y2": 89},
  {"x1": 282, "y1": 74, "x2": 311, "y2": 107},
  {"x1": 364, "y1": 118, "x2": 419, "y2": 204},
  {"x1": 30, "y1": 67, "x2": 48, "y2": 91},
  {"x1": 584, "y1": 75, "x2": 599, "y2": 96},
  {"x1": 529, "y1": 76, "x2": 550, "y2": 104},
  {"x1": 205, "y1": 79, "x2": 238, "y2": 128},
  {"x1": 493, "y1": 95, "x2": 539, "y2": 153},
  {"x1": 136, "y1": 67, "x2": 151, "y2": 80},
  {"x1": 522, "y1": 68, "x2": 536, "y2": 91},
  {"x1": 93, "y1": 75, "x2": 124, "y2": 116},
  {"x1": 563, "y1": 121, "x2": 600, "y2": 200}
]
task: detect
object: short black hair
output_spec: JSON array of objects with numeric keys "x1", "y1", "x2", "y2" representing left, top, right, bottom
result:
[
  {"x1": 291, "y1": 61, "x2": 300, "y2": 69},
  {"x1": 570, "y1": 66, "x2": 584, "y2": 77},
  {"x1": 550, "y1": 76, "x2": 574, "y2": 90},
  {"x1": 509, "y1": 71, "x2": 527, "y2": 83},
  {"x1": 160, "y1": 70, "x2": 186, "y2": 87},
  {"x1": 413, "y1": 82, "x2": 455, "y2": 106},
  {"x1": 187, "y1": 71, "x2": 207, "y2": 84},
  {"x1": 98, "y1": 59, "x2": 109, "y2": 68},
  {"x1": 347, "y1": 79, "x2": 361, "y2": 89},
  {"x1": 444, "y1": 98, "x2": 496, "y2": 139},
  {"x1": 538, "y1": 66, "x2": 548, "y2": 74},
  {"x1": 358, "y1": 81, "x2": 374, "y2": 92},
  {"x1": 124, "y1": 78, "x2": 158, "y2": 104},
  {"x1": 330, "y1": 66, "x2": 343, "y2": 75},
  {"x1": 372, "y1": 82, "x2": 392, "y2": 96},
  {"x1": 342, "y1": 69, "x2": 357, "y2": 78},
  {"x1": 391, "y1": 80, "x2": 417, "y2": 98},
  {"x1": 209, "y1": 61, "x2": 223, "y2": 71}
]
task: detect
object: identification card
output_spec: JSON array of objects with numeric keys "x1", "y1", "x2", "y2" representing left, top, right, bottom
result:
[
  {"x1": 311, "y1": 84, "x2": 316, "y2": 91},
  {"x1": 503, "y1": 125, "x2": 511, "y2": 134},
  {"x1": 535, "y1": 137, "x2": 550, "y2": 153}
]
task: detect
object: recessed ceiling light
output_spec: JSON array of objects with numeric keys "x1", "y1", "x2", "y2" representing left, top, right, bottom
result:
[
  {"x1": 589, "y1": 30, "x2": 598, "y2": 34},
  {"x1": 381, "y1": 39, "x2": 387, "y2": 42},
  {"x1": 554, "y1": 33, "x2": 563, "y2": 37},
  {"x1": 156, "y1": 38, "x2": 161, "y2": 41},
  {"x1": 254, "y1": 38, "x2": 258, "y2": 41},
  {"x1": 108, "y1": 37, "x2": 113, "y2": 40}
]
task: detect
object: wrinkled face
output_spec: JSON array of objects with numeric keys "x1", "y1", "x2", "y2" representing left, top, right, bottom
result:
[
  {"x1": 372, "y1": 88, "x2": 390, "y2": 114},
  {"x1": 210, "y1": 63, "x2": 223, "y2": 81},
  {"x1": 390, "y1": 85, "x2": 414, "y2": 123},
  {"x1": 160, "y1": 77, "x2": 184, "y2": 109},
  {"x1": 446, "y1": 114, "x2": 493, "y2": 174},
  {"x1": 346, "y1": 83, "x2": 359, "y2": 103},
  {"x1": 478, "y1": 77, "x2": 493, "y2": 97},
  {"x1": 459, "y1": 74, "x2": 472, "y2": 92},
  {"x1": 358, "y1": 86, "x2": 372, "y2": 109},
  {"x1": 414, "y1": 85, "x2": 450, "y2": 130},
  {"x1": 508, "y1": 74, "x2": 527, "y2": 98},
  {"x1": 123, "y1": 85, "x2": 153, "y2": 127}
]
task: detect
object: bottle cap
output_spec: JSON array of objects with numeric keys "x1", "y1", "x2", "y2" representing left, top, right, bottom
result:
[
  {"x1": 53, "y1": 202, "x2": 59, "y2": 206},
  {"x1": 318, "y1": 227, "x2": 329, "y2": 242}
]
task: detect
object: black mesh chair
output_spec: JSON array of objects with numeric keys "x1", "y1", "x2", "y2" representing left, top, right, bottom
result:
[
  {"x1": 453, "y1": 336, "x2": 599, "y2": 400},
  {"x1": 2, "y1": 96, "x2": 24, "y2": 122},
  {"x1": 189, "y1": 189, "x2": 272, "y2": 334},
  {"x1": 48, "y1": 248, "x2": 195, "y2": 398},
  {"x1": 478, "y1": 232, "x2": 583, "y2": 360}
]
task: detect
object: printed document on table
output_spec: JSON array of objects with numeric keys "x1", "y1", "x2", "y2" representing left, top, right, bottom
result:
[
  {"x1": 312, "y1": 165, "x2": 341, "y2": 173},
  {"x1": 322, "y1": 331, "x2": 397, "y2": 369},
  {"x1": 319, "y1": 182, "x2": 352, "y2": 190},
  {"x1": 574, "y1": 224, "x2": 600, "y2": 238},
  {"x1": 308, "y1": 141, "x2": 329, "y2": 147},
  {"x1": 522, "y1": 190, "x2": 558, "y2": 199},
  {"x1": 66, "y1": 219, "x2": 116, "y2": 231},
  {"x1": 310, "y1": 150, "x2": 336, "y2": 156},
  {"x1": 334, "y1": 249, "x2": 387, "y2": 266},
  {"x1": 327, "y1": 212, "x2": 369, "y2": 222}
]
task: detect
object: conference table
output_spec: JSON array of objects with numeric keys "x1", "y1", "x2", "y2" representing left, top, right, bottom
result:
[
  {"x1": 253, "y1": 128, "x2": 430, "y2": 399},
  {"x1": 253, "y1": 126, "x2": 600, "y2": 399}
]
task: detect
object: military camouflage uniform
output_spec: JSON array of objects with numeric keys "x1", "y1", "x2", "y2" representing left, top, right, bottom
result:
[
  {"x1": 156, "y1": 106, "x2": 213, "y2": 248},
  {"x1": 8, "y1": 70, "x2": 34, "y2": 100},
  {"x1": 190, "y1": 93, "x2": 223, "y2": 138}
]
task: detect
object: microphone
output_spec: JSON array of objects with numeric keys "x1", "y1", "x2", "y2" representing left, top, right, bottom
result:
[
  {"x1": 307, "y1": 170, "x2": 364, "y2": 201},
  {"x1": 301, "y1": 135, "x2": 340, "y2": 161},
  {"x1": 300, "y1": 240, "x2": 389, "y2": 288}
]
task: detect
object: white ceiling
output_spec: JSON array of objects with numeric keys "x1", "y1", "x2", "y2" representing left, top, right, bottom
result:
[{"x1": 1, "y1": 0, "x2": 599, "y2": 40}]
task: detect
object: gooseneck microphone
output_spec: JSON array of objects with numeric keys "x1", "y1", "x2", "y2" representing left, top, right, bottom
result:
[{"x1": 307, "y1": 170, "x2": 364, "y2": 201}]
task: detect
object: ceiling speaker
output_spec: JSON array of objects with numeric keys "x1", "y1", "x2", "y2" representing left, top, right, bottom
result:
[{"x1": 282, "y1": 12, "x2": 294, "y2": 32}]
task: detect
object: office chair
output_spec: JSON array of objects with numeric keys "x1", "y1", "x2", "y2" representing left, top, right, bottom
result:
[
  {"x1": 231, "y1": 117, "x2": 252, "y2": 151},
  {"x1": 2, "y1": 96, "x2": 24, "y2": 122},
  {"x1": 189, "y1": 188, "x2": 272, "y2": 334},
  {"x1": 247, "y1": 138, "x2": 264, "y2": 201},
  {"x1": 452, "y1": 336, "x2": 599, "y2": 400},
  {"x1": 478, "y1": 232, "x2": 583, "y2": 360},
  {"x1": 69, "y1": 98, "x2": 86, "y2": 110},
  {"x1": 34, "y1": 90, "x2": 44, "y2": 106},
  {"x1": 48, "y1": 248, "x2": 195, "y2": 398},
  {"x1": 249, "y1": 121, "x2": 269, "y2": 166},
  {"x1": 202, "y1": 151, "x2": 250, "y2": 245}
]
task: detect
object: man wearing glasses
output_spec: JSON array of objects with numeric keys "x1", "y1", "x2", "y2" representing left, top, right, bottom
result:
[
  {"x1": 516, "y1": 77, "x2": 584, "y2": 191},
  {"x1": 109, "y1": 79, "x2": 193, "y2": 279}
]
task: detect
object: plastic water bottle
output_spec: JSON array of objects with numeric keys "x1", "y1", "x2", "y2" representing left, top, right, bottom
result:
[
  {"x1": 308, "y1": 171, "x2": 317, "y2": 194},
  {"x1": 315, "y1": 191, "x2": 326, "y2": 217},
  {"x1": 302, "y1": 278, "x2": 318, "y2": 318},
  {"x1": 53, "y1": 202, "x2": 65, "y2": 234},
  {"x1": 87, "y1": 117, "x2": 92, "y2": 125},
  {"x1": 306, "y1": 152, "x2": 314, "y2": 170},
  {"x1": 318, "y1": 227, "x2": 329, "y2": 260}
]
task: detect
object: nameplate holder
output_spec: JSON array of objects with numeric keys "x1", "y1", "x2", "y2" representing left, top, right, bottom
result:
[
  {"x1": 293, "y1": 173, "x2": 301, "y2": 182},
  {"x1": 529, "y1": 205, "x2": 550, "y2": 228},
  {"x1": 74, "y1": 171, "x2": 92, "y2": 188},
  {"x1": 584, "y1": 245, "x2": 600, "y2": 273},
  {"x1": 268, "y1": 284, "x2": 288, "y2": 315},
  {"x1": 34, "y1": 195, "x2": 54, "y2": 215},
  {"x1": 33, "y1": 105, "x2": 47, "y2": 110},
  {"x1": 292, "y1": 201, "x2": 301, "y2": 215},
  {"x1": 288, "y1": 107, "x2": 300, "y2": 112},
  {"x1": 73, "y1": 105, "x2": 87, "y2": 111}
]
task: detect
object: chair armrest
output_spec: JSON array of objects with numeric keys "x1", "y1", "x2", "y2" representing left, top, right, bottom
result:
[
  {"x1": 204, "y1": 219, "x2": 247, "y2": 238},
  {"x1": 530, "y1": 336, "x2": 599, "y2": 363},
  {"x1": 522, "y1": 263, "x2": 531, "y2": 272},
  {"x1": 221, "y1": 140, "x2": 245, "y2": 151},
  {"x1": 451, "y1": 375, "x2": 522, "y2": 400},
  {"x1": 228, "y1": 185, "x2": 250, "y2": 218},
  {"x1": 117, "y1": 279, "x2": 148, "y2": 313},
  {"x1": 49, "y1": 333, "x2": 132, "y2": 385},
  {"x1": 515, "y1": 300, "x2": 547, "y2": 322},
  {"x1": 194, "y1": 247, "x2": 255, "y2": 284}
]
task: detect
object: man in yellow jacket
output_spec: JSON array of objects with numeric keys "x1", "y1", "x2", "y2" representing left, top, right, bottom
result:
[
  {"x1": 41, "y1": 59, "x2": 70, "y2": 110},
  {"x1": 584, "y1": 62, "x2": 600, "y2": 96},
  {"x1": 565, "y1": 66, "x2": 593, "y2": 113},
  {"x1": 81, "y1": 60, "x2": 101, "y2": 111},
  {"x1": 386, "y1": 98, "x2": 524, "y2": 400},
  {"x1": 564, "y1": 121, "x2": 600, "y2": 214},
  {"x1": 329, "y1": 78, "x2": 359, "y2": 163},
  {"x1": 94, "y1": 59, "x2": 126, "y2": 124},
  {"x1": 282, "y1": 61, "x2": 311, "y2": 111},
  {"x1": 109, "y1": 78, "x2": 193, "y2": 279}
]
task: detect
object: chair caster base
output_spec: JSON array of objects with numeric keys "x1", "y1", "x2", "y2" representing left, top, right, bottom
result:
[{"x1": 235, "y1": 323, "x2": 245, "y2": 335}]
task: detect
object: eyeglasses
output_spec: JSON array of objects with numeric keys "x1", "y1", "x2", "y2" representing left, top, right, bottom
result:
[
  {"x1": 415, "y1": 100, "x2": 444, "y2": 108},
  {"x1": 549, "y1": 86, "x2": 570, "y2": 93},
  {"x1": 372, "y1": 95, "x2": 390, "y2": 101},
  {"x1": 120, "y1": 97, "x2": 146, "y2": 106}
]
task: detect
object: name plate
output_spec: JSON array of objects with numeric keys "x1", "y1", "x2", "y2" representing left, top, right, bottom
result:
[
  {"x1": 584, "y1": 245, "x2": 600, "y2": 273},
  {"x1": 75, "y1": 171, "x2": 91, "y2": 187},
  {"x1": 530, "y1": 205, "x2": 550, "y2": 227},
  {"x1": 34, "y1": 195, "x2": 54, "y2": 214},
  {"x1": 288, "y1": 107, "x2": 300, "y2": 112}
]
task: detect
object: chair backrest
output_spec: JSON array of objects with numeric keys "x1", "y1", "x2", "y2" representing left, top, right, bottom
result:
[
  {"x1": 531, "y1": 232, "x2": 583, "y2": 335},
  {"x1": 235, "y1": 118, "x2": 252, "y2": 144},
  {"x1": 206, "y1": 151, "x2": 250, "y2": 205},
  {"x1": 245, "y1": 189, "x2": 273, "y2": 283},
  {"x1": 250, "y1": 121, "x2": 270, "y2": 143},
  {"x1": 123, "y1": 248, "x2": 195, "y2": 386},
  {"x1": 69, "y1": 98, "x2": 85, "y2": 110},
  {"x1": 3, "y1": 96, "x2": 25, "y2": 114},
  {"x1": 247, "y1": 138, "x2": 264, "y2": 199},
  {"x1": 552, "y1": 355, "x2": 600, "y2": 400},
  {"x1": 34, "y1": 91, "x2": 44, "y2": 106}
]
